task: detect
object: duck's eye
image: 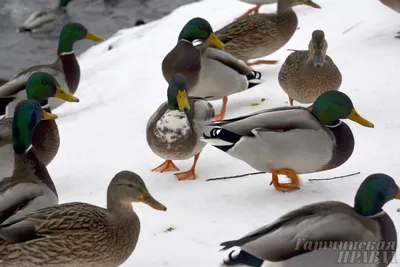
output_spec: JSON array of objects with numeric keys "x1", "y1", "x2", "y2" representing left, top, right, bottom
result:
[
  {"x1": 126, "y1": 184, "x2": 135, "y2": 188},
  {"x1": 42, "y1": 81, "x2": 48, "y2": 85}
]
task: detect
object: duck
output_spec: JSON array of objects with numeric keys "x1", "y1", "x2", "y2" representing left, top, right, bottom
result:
[
  {"x1": 0, "y1": 99, "x2": 58, "y2": 229},
  {"x1": 162, "y1": 17, "x2": 263, "y2": 120},
  {"x1": 379, "y1": 0, "x2": 400, "y2": 38},
  {"x1": 202, "y1": 91, "x2": 374, "y2": 192},
  {"x1": 0, "y1": 72, "x2": 79, "y2": 175},
  {"x1": 18, "y1": 0, "x2": 75, "y2": 33},
  {"x1": 236, "y1": 0, "x2": 279, "y2": 19},
  {"x1": 219, "y1": 173, "x2": 399, "y2": 267},
  {"x1": 0, "y1": 170, "x2": 167, "y2": 267},
  {"x1": 147, "y1": 73, "x2": 214, "y2": 181},
  {"x1": 0, "y1": 22, "x2": 103, "y2": 118},
  {"x1": 278, "y1": 29, "x2": 342, "y2": 106},
  {"x1": 198, "y1": 0, "x2": 321, "y2": 66}
]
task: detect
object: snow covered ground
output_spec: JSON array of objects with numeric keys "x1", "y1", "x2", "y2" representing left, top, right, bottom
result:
[{"x1": 14, "y1": 0, "x2": 400, "y2": 265}]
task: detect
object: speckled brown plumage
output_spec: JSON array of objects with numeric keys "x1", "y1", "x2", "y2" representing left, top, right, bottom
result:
[{"x1": 380, "y1": 0, "x2": 400, "y2": 13}]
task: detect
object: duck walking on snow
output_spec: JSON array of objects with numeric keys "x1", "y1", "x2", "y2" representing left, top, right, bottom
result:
[
  {"x1": 147, "y1": 73, "x2": 214, "y2": 180},
  {"x1": 202, "y1": 91, "x2": 374, "y2": 192},
  {"x1": 220, "y1": 173, "x2": 399, "y2": 267}
]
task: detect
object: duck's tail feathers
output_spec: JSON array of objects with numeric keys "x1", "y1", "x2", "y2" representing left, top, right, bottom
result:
[
  {"x1": 221, "y1": 250, "x2": 263, "y2": 267},
  {"x1": 246, "y1": 71, "x2": 263, "y2": 89},
  {"x1": 0, "y1": 97, "x2": 15, "y2": 116}
]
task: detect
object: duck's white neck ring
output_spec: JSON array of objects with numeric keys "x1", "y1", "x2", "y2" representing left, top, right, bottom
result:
[
  {"x1": 60, "y1": 51, "x2": 74, "y2": 56},
  {"x1": 367, "y1": 210, "x2": 386, "y2": 219},
  {"x1": 25, "y1": 144, "x2": 33, "y2": 153},
  {"x1": 325, "y1": 120, "x2": 342, "y2": 128},
  {"x1": 41, "y1": 104, "x2": 50, "y2": 109},
  {"x1": 180, "y1": 39, "x2": 192, "y2": 44}
]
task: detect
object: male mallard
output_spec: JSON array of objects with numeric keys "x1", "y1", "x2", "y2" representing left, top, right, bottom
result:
[
  {"x1": 202, "y1": 91, "x2": 374, "y2": 192},
  {"x1": 220, "y1": 173, "x2": 399, "y2": 267},
  {"x1": 147, "y1": 73, "x2": 214, "y2": 180},
  {"x1": 0, "y1": 72, "x2": 79, "y2": 175},
  {"x1": 0, "y1": 99, "x2": 58, "y2": 227},
  {"x1": 199, "y1": 0, "x2": 321, "y2": 66},
  {"x1": 379, "y1": 0, "x2": 400, "y2": 38},
  {"x1": 162, "y1": 17, "x2": 263, "y2": 120},
  {"x1": 0, "y1": 22, "x2": 103, "y2": 118},
  {"x1": 279, "y1": 29, "x2": 342, "y2": 106},
  {"x1": 18, "y1": 0, "x2": 74, "y2": 33},
  {"x1": 0, "y1": 170, "x2": 167, "y2": 266},
  {"x1": 236, "y1": 0, "x2": 278, "y2": 19}
]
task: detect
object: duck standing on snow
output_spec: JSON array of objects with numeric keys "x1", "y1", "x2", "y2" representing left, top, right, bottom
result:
[
  {"x1": 162, "y1": 17, "x2": 263, "y2": 120},
  {"x1": 147, "y1": 73, "x2": 214, "y2": 180},
  {"x1": 0, "y1": 99, "x2": 58, "y2": 230},
  {"x1": 219, "y1": 173, "x2": 399, "y2": 267},
  {"x1": 0, "y1": 22, "x2": 103, "y2": 118},
  {"x1": 18, "y1": 0, "x2": 75, "y2": 33},
  {"x1": 0, "y1": 72, "x2": 79, "y2": 175},
  {"x1": 379, "y1": 0, "x2": 400, "y2": 38},
  {"x1": 0, "y1": 170, "x2": 167, "y2": 267},
  {"x1": 279, "y1": 29, "x2": 342, "y2": 106},
  {"x1": 202, "y1": 91, "x2": 374, "y2": 192},
  {"x1": 198, "y1": 0, "x2": 321, "y2": 66}
]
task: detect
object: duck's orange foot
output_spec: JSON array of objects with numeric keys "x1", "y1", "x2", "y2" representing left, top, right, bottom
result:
[
  {"x1": 236, "y1": 5, "x2": 261, "y2": 20},
  {"x1": 152, "y1": 160, "x2": 179, "y2": 172},
  {"x1": 247, "y1": 60, "x2": 278, "y2": 66},
  {"x1": 214, "y1": 96, "x2": 228, "y2": 120},
  {"x1": 269, "y1": 168, "x2": 300, "y2": 192},
  {"x1": 175, "y1": 170, "x2": 197, "y2": 181}
]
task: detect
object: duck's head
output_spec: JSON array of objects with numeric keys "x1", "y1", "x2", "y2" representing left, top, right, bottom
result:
[
  {"x1": 59, "y1": 0, "x2": 74, "y2": 7},
  {"x1": 58, "y1": 23, "x2": 103, "y2": 54},
  {"x1": 278, "y1": 0, "x2": 321, "y2": 14},
  {"x1": 178, "y1": 17, "x2": 224, "y2": 48},
  {"x1": 354, "y1": 173, "x2": 400, "y2": 216},
  {"x1": 308, "y1": 30, "x2": 327, "y2": 67},
  {"x1": 310, "y1": 91, "x2": 374, "y2": 128},
  {"x1": 26, "y1": 72, "x2": 79, "y2": 106},
  {"x1": 167, "y1": 73, "x2": 191, "y2": 112},
  {"x1": 108, "y1": 171, "x2": 167, "y2": 211},
  {"x1": 12, "y1": 100, "x2": 58, "y2": 153}
]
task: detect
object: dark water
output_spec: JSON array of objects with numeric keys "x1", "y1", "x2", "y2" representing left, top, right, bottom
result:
[{"x1": 0, "y1": 0, "x2": 198, "y2": 80}]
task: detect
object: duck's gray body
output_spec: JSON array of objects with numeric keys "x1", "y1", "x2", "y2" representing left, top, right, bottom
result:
[{"x1": 19, "y1": 7, "x2": 68, "y2": 33}]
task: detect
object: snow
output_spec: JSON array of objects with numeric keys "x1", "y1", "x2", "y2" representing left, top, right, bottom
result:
[{"x1": 6, "y1": 0, "x2": 400, "y2": 265}]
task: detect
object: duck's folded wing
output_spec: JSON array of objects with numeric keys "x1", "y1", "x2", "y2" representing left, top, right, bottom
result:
[
  {"x1": 203, "y1": 48, "x2": 252, "y2": 76},
  {"x1": 221, "y1": 202, "x2": 378, "y2": 262},
  {"x1": 23, "y1": 12, "x2": 57, "y2": 30}
]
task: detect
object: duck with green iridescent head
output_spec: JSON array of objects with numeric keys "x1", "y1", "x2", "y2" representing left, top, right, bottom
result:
[
  {"x1": 162, "y1": 17, "x2": 263, "y2": 120},
  {"x1": 0, "y1": 99, "x2": 58, "y2": 230},
  {"x1": 202, "y1": 91, "x2": 374, "y2": 192},
  {"x1": 0, "y1": 72, "x2": 79, "y2": 176},
  {"x1": 220, "y1": 173, "x2": 399, "y2": 267},
  {"x1": 18, "y1": 0, "x2": 75, "y2": 33},
  {"x1": 0, "y1": 22, "x2": 103, "y2": 118}
]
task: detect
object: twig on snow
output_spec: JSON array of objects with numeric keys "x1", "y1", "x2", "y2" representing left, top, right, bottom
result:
[{"x1": 308, "y1": 172, "x2": 360, "y2": 182}]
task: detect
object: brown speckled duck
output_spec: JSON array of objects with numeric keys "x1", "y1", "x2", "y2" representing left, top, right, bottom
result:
[
  {"x1": 0, "y1": 170, "x2": 167, "y2": 267},
  {"x1": 379, "y1": 0, "x2": 400, "y2": 38},
  {"x1": 147, "y1": 73, "x2": 214, "y2": 180},
  {"x1": 278, "y1": 30, "x2": 342, "y2": 106},
  {"x1": 198, "y1": 0, "x2": 321, "y2": 66}
]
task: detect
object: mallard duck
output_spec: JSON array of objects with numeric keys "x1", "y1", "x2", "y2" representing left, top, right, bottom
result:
[
  {"x1": 202, "y1": 91, "x2": 374, "y2": 192},
  {"x1": 199, "y1": 0, "x2": 321, "y2": 66},
  {"x1": 162, "y1": 17, "x2": 263, "y2": 120},
  {"x1": 220, "y1": 173, "x2": 399, "y2": 267},
  {"x1": 0, "y1": 72, "x2": 79, "y2": 175},
  {"x1": 236, "y1": 0, "x2": 279, "y2": 19},
  {"x1": 379, "y1": 0, "x2": 400, "y2": 38},
  {"x1": 0, "y1": 99, "x2": 58, "y2": 228},
  {"x1": 278, "y1": 29, "x2": 342, "y2": 106},
  {"x1": 0, "y1": 22, "x2": 103, "y2": 118},
  {"x1": 147, "y1": 73, "x2": 214, "y2": 180},
  {"x1": 18, "y1": 0, "x2": 74, "y2": 33},
  {"x1": 0, "y1": 170, "x2": 167, "y2": 266}
]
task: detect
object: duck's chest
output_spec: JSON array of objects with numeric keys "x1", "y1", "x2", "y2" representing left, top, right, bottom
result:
[
  {"x1": 154, "y1": 110, "x2": 192, "y2": 143},
  {"x1": 59, "y1": 52, "x2": 81, "y2": 93}
]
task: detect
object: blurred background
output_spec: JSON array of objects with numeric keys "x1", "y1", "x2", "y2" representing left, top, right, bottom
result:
[{"x1": 0, "y1": 0, "x2": 200, "y2": 80}]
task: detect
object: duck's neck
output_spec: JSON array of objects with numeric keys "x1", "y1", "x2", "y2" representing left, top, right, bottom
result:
[
  {"x1": 12, "y1": 122, "x2": 34, "y2": 154},
  {"x1": 107, "y1": 196, "x2": 140, "y2": 224},
  {"x1": 56, "y1": 50, "x2": 80, "y2": 94}
]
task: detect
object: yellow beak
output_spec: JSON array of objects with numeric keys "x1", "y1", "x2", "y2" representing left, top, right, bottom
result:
[
  {"x1": 177, "y1": 90, "x2": 190, "y2": 111},
  {"x1": 140, "y1": 192, "x2": 167, "y2": 211},
  {"x1": 208, "y1": 33, "x2": 225, "y2": 49},
  {"x1": 55, "y1": 86, "x2": 79, "y2": 102},
  {"x1": 304, "y1": 0, "x2": 321, "y2": 9},
  {"x1": 395, "y1": 189, "x2": 400, "y2": 199},
  {"x1": 43, "y1": 111, "x2": 58, "y2": 120},
  {"x1": 85, "y1": 31, "x2": 104, "y2": 42},
  {"x1": 347, "y1": 109, "x2": 374, "y2": 128}
]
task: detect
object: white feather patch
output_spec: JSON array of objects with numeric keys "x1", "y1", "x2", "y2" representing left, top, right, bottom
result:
[{"x1": 154, "y1": 110, "x2": 190, "y2": 143}]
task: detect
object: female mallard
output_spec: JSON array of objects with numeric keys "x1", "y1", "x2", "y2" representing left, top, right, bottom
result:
[
  {"x1": 199, "y1": 0, "x2": 321, "y2": 66},
  {"x1": 0, "y1": 170, "x2": 167, "y2": 267},
  {"x1": 202, "y1": 91, "x2": 374, "y2": 192},
  {"x1": 162, "y1": 17, "x2": 263, "y2": 120},
  {"x1": 0, "y1": 22, "x2": 103, "y2": 117},
  {"x1": 278, "y1": 30, "x2": 342, "y2": 106},
  {"x1": 379, "y1": 0, "x2": 400, "y2": 38},
  {"x1": 0, "y1": 72, "x2": 79, "y2": 174},
  {"x1": 236, "y1": 0, "x2": 278, "y2": 19},
  {"x1": 147, "y1": 73, "x2": 214, "y2": 180},
  {"x1": 0, "y1": 99, "x2": 58, "y2": 228},
  {"x1": 18, "y1": 0, "x2": 74, "y2": 33},
  {"x1": 220, "y1": 173, "x2": 399, "y2": 267}
]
